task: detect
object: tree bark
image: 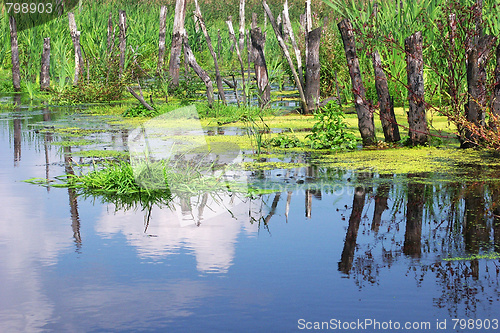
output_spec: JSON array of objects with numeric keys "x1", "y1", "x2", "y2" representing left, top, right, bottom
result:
[
  {"x1": 338, "y1": 19, "x2": 376, "y2": 145},
  {"x1": 492, "y1": 42, "x2": 500, "y2": 130},
  {"x1": 118, "y1": 10, "x2": 127, "y2": 79},
  {"x1": 183, "y1": 36, "x2": 215, "y2": 107},
  {"x1": 226, "y1": 16, "x2": 247, "y2": 104},
  {"x1": 283, "y1": 0, "x2": 304, "y2": 89},
  {"x1": 9, "y1": 16, "x2": 21, "y2": 92},
  {"x1": 372, "y1": 50, "x2": 400, "y2": 142},
  {"x1": 251, "y1": 27, "x2": 270, "y2": 108},
  {"x1": 405, "y1": 31, "x2": 428, "y2": 146},
  {"x1": 126, "y1": 86, "x2": 154, "y2": 110},
  {"x1": 40, "y1": 37, "x2": 51, "y2": 91},
  {"x1": 68, "y1": 12, "x2": 84, "y2": 85},
  {"x1": 262, "y1": 0, "x2": 309, "y2": 114},
  {"x1": 305, "y1": 27, "x2": 321, "y2": 112},
  {"x1": 157, "y1": 6, "x2": 167, "y2": 73},
  {"x1": 107, "y1": 12, "x2": 114, "y2": 54},
  {"x1": 462, "y1": 35, "x2": 496, "y2": 147},
  {"x1": 194, "y1": 0, "x2": 226, "y2": 104},
  {"x1": 238, "y1": 0, "x2": 246, "y2": 54},
  {"x1": 169, "y1": 0, "x2": 187, "y2": 88}
]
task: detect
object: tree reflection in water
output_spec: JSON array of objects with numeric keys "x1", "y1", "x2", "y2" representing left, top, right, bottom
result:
[{"x1": 337, "y1": 172, "x2": 500, "y2": 316}]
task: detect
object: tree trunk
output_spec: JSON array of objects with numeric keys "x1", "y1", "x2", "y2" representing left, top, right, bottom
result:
[
  {"x1": 250, "y1": 27, "x2": 270, "y2": 108},
  {"x1": 338, "y1": 19, "x2": 376, "y2": 146},
  {"x1": 40, "y1": 37, "x2": 51, "y2": 91},
  {"x1": 283, "y1": 0, "x2": 304, "y2": 89},
  {"x1": 238, "y1": 0, "x2": 246, "y2": 54},
  {"x1": 405, "y1": 31, "x2": 428, "y2": 146},
  {"x1": 262, "y1": 0, "x2": 309, "y2": 114},
  {"x1": 371, "y1": 180, "x2": 389, "y2": 232},
  {"x1": 492, "y1": 42, "x2": 500, "y2": 130},
  {"x1": 107, "y1": 12, "x2": 114, "y2": 54},
  {"x1": 68, "y1": 13, "x2": 84, "y2": 85},
  {"x1": 372, "y1": 50, "x2": 400, "y2": 142},
  {"x1": 118, "y1": 10, "x2": 127, "y2": 79},
  {"x1": 305, "y1": 27, "x2": 321, "y2": 112},
  {"x1": 169, "y1": 0, "x2": 187, "y2": 88},
  {"x1": 462, "y1": 35, "x2": 496, "y2": 147},
  {"x1": 194, "y1": 0, "x2": 226, "y2": 104},
  {"x1": 183, "y1": 37, "x2": 215, "y2": 107},
  {"x1": 157, "y1": 6, "x2": 168, "y2": 73},
  {"x1": 9, "y1": 16, "x2": 21, "y2": 92},
  {"x1": 226, "y1": 16, "x2": 247, "y2": 104}
]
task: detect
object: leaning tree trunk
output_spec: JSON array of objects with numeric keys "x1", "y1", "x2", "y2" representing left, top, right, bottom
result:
[
  {"x1": 157, "y1": 6, "x2": 168, "y2": 73},
  {"x1": 9, "y1": 16, "x2": 21, "y2": 92},
  {"x1": 226, "y1": 16, "x2": 247, "y2": 105},
  {"x1": 183, "y1": 37, "x2": 215, "y2": 107},
  {"x1": 40, "y1": 38, "x2": 51, "y2": 91},
  {"x1": 169, "y1": 0, "x2": 187, "y2": 88},
  {"x1": 283, "y1": 0, "x2": 304, "y2": 89},
  {"x1": 372, "y1": 50, "x2": 400, "y2": 142},
  {"x1": 338, "y1": 19, "x2": 376, "y2": 146},
  {"x1": 305, "y1": 27, "x2": 321, "y2": 112},
  {"x1": 462, "y1": 35, "x2": 496, "y2": 147},
  {"x1": 405, "y1": 31, "x2": 428, "y2": 146},
  {"x1": 238, "y1": 0, "x2": 246, "y2": 54},
  {"x1": 250, "y1": 27, "x2": 271, "y2": 108}
]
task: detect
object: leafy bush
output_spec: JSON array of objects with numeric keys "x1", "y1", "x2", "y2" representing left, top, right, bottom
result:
[
  {"x1": 306, "y1": 101, "x2": 357, "y2": 150},
  {"x1": 264, "y1": 133, "x2": 303, "y2": 148},
  {"x1": 123, "y1": 104, "x2": 160, "y2": 117}
]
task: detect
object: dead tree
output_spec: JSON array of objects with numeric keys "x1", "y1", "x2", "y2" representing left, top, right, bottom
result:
[
  {"x1": 305, "y1": 27, "x2": 321, "y2": 111},
  {"x1": 107, "y1": 12, "x2": 114, "y2": 54},
  {"x1": 40, "y1": 38, "x2": 51, "y2": 91},
  {"x1": 169, "y1": 0, "x2": 187, "y2": 88},
  {"x1": 283, "y1": 0, "x2": 304, "y2": 88},
  {"x1": 405, "y1": 31, "x2": 428, "y2": 146},
  {"x1": 68, "y1": 12, "x2": 84, "y2": 85},
  {"x1": 372, "y1": 50, "x2": 400, "y2": 142},
  {"x1": 492, "y1": 42, "x2": 500, "y2": 129},
  {"x1": 262, "y1": 0, "x2": 308, "y2": 114},
  {"x1": 250, "y1": 27, "x2": 270, "y2": 108},
  {"x1": 338, "y1": 19, "x2": 376, "y2": 146},
  {"x1": 157, "y1": 6, "x2": 168, "y2": 73},
  {"x1": 226, "y1": 16, "x2": 247, "y2": 104},
  {"x1": 118, "y1": 10, "x2": 127, "y2": 78},
  {"x1": 183, "y1": 36, "x2": 215, "y2": 107},
  {"x1": 194, "y1": 0, "x2": 226, "y2": 104},
  {"x1": 238, "y1": 0, "x2": 246, "y2": 53},
  {"x1": 9, "y1": 16, "x2": 21, "y2": 91}
]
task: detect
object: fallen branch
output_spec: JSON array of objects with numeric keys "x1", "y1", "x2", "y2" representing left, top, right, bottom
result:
[{"x1": 126, "y1": 86, "x2": 155, "y2": 110}]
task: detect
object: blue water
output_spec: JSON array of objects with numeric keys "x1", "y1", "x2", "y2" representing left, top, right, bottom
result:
[{"x1": 0, "y1": 102, "x2": 499, "y2": 332}]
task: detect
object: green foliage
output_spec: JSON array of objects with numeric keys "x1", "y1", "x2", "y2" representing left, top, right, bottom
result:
[
  {"x1": 306, "y1": 102, "x2": 357, "y2": 150},
  {"x1": 123, "y1": 104, "x2": 160, "y2": 117},
  {"x1": 264, "y1": 133, "x2": 304, "y2": 148}
]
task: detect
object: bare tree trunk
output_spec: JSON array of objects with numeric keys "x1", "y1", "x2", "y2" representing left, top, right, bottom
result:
[
  {"x1": 262, "y1": 0, "x2": 309, "y2": 114},
  {"x1": 283, "y1": 0, "x2": 304, "y2": 89},
  {"x1": 169, "y1": 0, "x2": 187, "y2": 88},
  {"x1": 338, "y1": 19, "x2": 376, "y2": 146},
  {"x1": 217, "y1": 29, "x2": 222, "y2": 66},
  {"x1": 68, "y1": 12, "x2": 84, "y2": 85},
  {"x1": 372, "y1": 50, "x2": 400, "y2": 142},
  {"x1": 40, "y1": 38, "x2": 51, "y2": 91},
  {"x1": 251, "y1": 27, "x2": 270, "y2": 108},
  {"x1": 107, "y1": 12, "x2": 114, "y2": 54},
  {"x1": 157, "y1": 5, "x2": 167, "y2": 73},
  {"x1": 462, "y1": 35, "x2": 496, "y2": 147},
  {"x1": 492, "y1": 42, "x2": 500, "y2": 129},
  {"x1": 404, "y1": 178, "x2": 424, "y2": 257},
  {"x1": 194, "y1": 0, "x2": 226, "y2": 104},
  {"x1": 371, "y1": 179, "x2": 389, "y2": 232},
  {"x1": 226, "y1": 16, "x2": 247, "y2": 104},
  {"x1": 238, "y1": 0, "x2": 246, "y2": 53},
  {"x1": 305, "y1": 27, "x2": 321, "y2": 112},
  {"x1": 183, "y1": 36, "x2": 215, "y2": 107},
  {"x1": 9, "y1": 16, "x2": 21, "y2": 91},
  {"x1": 405, "y1": 31, "x2": 428, "y2": 146},
  {"x1": 127, "y1": 86, "x2": 154, "y2": 110},
  {"x1": 118, "y1": 10, "x2": 127, "y2": 79}
]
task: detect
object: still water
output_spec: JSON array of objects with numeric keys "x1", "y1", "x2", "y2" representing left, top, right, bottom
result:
[{"x1": 1, "y1": 100, "x2": 499, "y2": 332}]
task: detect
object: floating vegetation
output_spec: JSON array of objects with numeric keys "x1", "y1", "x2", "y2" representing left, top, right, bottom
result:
[
  {"x1": 443, "y1": 253, "x2": 500, "y2": 261},
  {"x1": 72, "y1": 149, "x2": 129, "y2": 159},
  {"x1": 50, "y1": 139, "x2": 97, "y2": 147}
]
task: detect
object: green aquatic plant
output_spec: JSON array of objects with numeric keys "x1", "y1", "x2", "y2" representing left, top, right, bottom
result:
[
  {"x1": 264, "y1": 133, "x2": 304, "y2": 148},
  {"x1": 443, "y1": 253, "x2": 500, "y2": 261},
  {"x1": 123, "y1": 104, "x2": 160, "y2": 117},
  {"x1": 306, "y1": 101, "x2": 357, "y2": 150}
]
